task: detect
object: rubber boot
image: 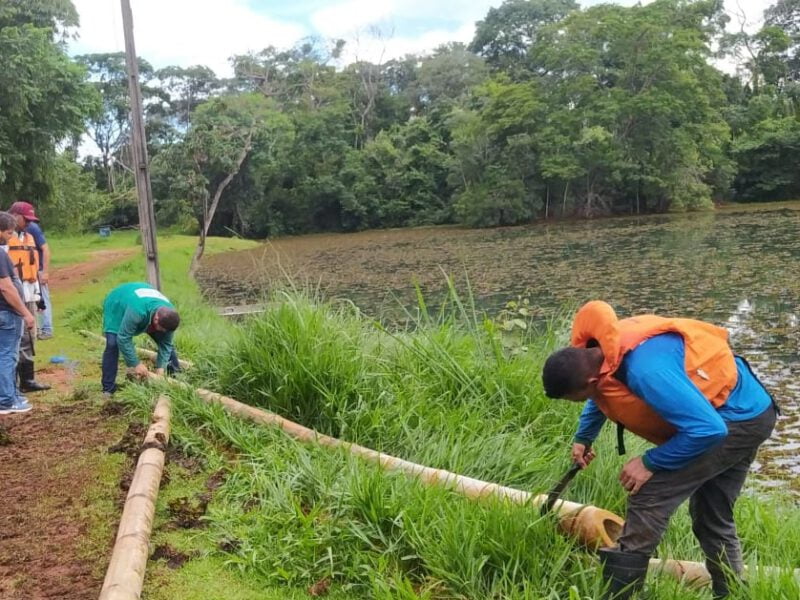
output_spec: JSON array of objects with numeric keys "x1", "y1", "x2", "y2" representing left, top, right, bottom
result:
[
  {"x1": 599, "y1": 547, "x2": 649, "y2": 599},
  {"x1": 19, "y1": 362, "x2": 51, "y2": 393},
  {"x1": 708, "y1": 563, "x2": 744, "y2": 599}
]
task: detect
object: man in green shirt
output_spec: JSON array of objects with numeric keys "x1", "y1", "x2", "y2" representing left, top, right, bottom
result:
[{"x1": 101, "y1": 282, "x2": 181, "y2": 395}]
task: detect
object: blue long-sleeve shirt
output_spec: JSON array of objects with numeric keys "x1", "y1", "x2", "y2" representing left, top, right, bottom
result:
[{"x1": 574, "y1": 333, "x2": 772, "y2": 471}]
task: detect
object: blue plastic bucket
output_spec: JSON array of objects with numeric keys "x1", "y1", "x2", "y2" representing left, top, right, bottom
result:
[{"x1": 98, "y1": 226, "x2": 111, "y2": 238}]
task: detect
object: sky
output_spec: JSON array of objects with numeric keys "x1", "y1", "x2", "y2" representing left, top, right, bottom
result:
[{"x1": 70, "y1": 0, "x2": 778, "y2": 77}]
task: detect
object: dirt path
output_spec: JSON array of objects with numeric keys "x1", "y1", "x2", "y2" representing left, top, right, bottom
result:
[
  {"x1": 50, "y1": 248, "x2": 137, "y2": 293},
  {"x1": 0, "y1": 250, "x2": 136, "y2": 599}
]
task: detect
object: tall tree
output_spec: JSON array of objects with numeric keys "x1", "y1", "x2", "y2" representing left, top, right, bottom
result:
[
  {"x1": 411, "y1": 43, "x2": 489, "y2": 114},
  {"x1": 155, "y1": 65, "x2": 220, "y2": 128},
  {"x1": 469, "y1": 0, "x2": 578, "y2": 75},
  {"x1": 175, "y1": 94, "x2": 293, "y2": 272},
  {"x1": 75, "y1": 52, "x2": 163, "y2": 193},
  {"x1": 765, "y1": 0, "x2": 800, "y2": 80},
  {"x1": 232, "y1": 37, "x2": 345, "y2": 110},
  {"x1": 0, "y1": 0, "x2": 98, "y2": 200},
  {"x1": 531, "y1": 0, "x2": 731, "y2": 214}
]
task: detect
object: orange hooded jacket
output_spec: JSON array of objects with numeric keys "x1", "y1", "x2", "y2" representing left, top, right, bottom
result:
[{"x1": 571, "y1": 301, "x2": 738, "y2": 445}]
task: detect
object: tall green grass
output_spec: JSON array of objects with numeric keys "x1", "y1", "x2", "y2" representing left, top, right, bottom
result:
[{"x1": 117, "y1": 288, "x2": 800, "y2": 599}]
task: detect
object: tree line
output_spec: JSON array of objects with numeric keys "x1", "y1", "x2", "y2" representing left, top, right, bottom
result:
[{"x1": 1, "y1": 0, "x2": 799, "y2": 236}]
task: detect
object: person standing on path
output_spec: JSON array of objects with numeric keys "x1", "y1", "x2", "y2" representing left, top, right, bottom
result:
[
  {"x1": 101, "y1": 282, "x2": 181, "y2": 396},
  {"x1": 8, "y1": 202, "x2": 52, "y2": 340},
  {"x1": 7, "y1": 211, "x2": 50, "y2": 393},
  {"x1": 0, "y1": 212, "x2": 37, "y2": 415},
  {"x1": 541, "y1": 300, "x2": 778, "y2": 600}
]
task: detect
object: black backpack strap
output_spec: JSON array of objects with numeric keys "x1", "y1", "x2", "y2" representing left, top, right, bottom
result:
[{"x1": 616, "y1": 422, "x2": 626, "y2": 455}]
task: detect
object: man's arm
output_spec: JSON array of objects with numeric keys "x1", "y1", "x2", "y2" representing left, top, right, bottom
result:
[
  {"x1": 116, "y1": 308, "x2": 144, "y2": 368},
  {"x1": 574, "y1": 399, "x2": 607, "y2": 446},
  {"x1": 625, "y1": 336, "x2": 728, "y2": 472},
  {"x1": 0, "y1": 277, "x2": 34, "y2": 329},
  {"x1": 40, "y1": 242, "x2": 50, "y2": 284},
  {"x1": 571, "y1": 399, "x2": 604, "y2": 468},
  {"x1": 153, "y1": 330, "x2": 175, "y2": 371}
]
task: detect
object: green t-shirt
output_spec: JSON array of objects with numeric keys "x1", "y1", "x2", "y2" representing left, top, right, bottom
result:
[{"x1": 102, "y1": 282, "x2": 175, "y2": 368}]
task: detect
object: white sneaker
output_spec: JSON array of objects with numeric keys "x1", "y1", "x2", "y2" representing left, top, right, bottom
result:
[{"x1": 0, "y1": 399, "x2": 32, "y2": 414}]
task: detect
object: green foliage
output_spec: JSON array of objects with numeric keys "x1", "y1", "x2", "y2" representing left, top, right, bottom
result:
[
  {"x1": 455, "y1": 172, "x2": 532, "y2": 227},
  {"x1": 115, "y1": 288, "x2": 800, "y2": 598},
  {"x1": 355, "y1": 117, "x2": 453, "y2": 228},
  {"x1": 153, "y1": 93, "x2": 294, "y2": 238},
  {"x1": 469, "y1": 0, "x2": 579, "y2": 74},
  {"x1": 39, "y1": 152, "x2": 111, "y2": 231},
  {"x1": 732, "y1": 117, "x2": 800, "y2": 200},
  {"x1": 0, "y1": 2, "x2": 98, "y2": 200},
  {"x1": 20, "y1": 0, "x2": 796, "y2": 235}
]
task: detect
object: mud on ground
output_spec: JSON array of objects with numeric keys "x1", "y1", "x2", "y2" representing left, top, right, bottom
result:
[{"x1": 0, "y1": 379, "x2": 127, "y2": 599}]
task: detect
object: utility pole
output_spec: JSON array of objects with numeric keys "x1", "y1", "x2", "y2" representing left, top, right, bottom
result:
[{"x1": 121, "y1": 0, "x2": 161, "y2": 289}]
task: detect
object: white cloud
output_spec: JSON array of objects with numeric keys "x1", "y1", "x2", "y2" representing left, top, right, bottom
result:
[
  {"x1": 69, "y1": 0, "x2": 784, "y2": 77},
  {"x1": 70, "y1": 0, "x2": 306, "y2": 77},
  {"x1": 311, "y1": 0, "x2": 399, "y2": 39},
  {"x1": 310, "y1": 0, "x2": 496, "y2": 63}
]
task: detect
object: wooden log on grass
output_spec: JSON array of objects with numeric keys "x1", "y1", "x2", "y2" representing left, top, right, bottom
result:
[
  {"x1": 79, "y1": 332, "x2": 796, "y2": 588},
  {"x1": 80, "y1": 330, "x2": 193, "y2": 370},
  {"x1": 99, "y1": 395, "x2": 171, "y2": 600},
  {"x1": 190, "y1": 387, "x2": 800, "y2": 586},
  {"x1": 192, "y1": 386, "x2": 625, "y2": 549}
]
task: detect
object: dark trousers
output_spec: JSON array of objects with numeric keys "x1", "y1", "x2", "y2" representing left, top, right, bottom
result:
[
  {"x1": 617, "y1": 404, "x2": 777, "y2": 590},
  {"x1": 101, "y1": 332, "x2": 180, "y2": 393},
  {"x1": 18, "y1": 301, "x2": 37, "y2": 371}
]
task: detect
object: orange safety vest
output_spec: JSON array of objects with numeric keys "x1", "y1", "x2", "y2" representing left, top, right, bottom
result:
[
  {"x1": 7, "y1": 231, "x2": 39, "y2": 283},
  {"x1": 571, "y1": 301, "x2": 738, "y2": 445}
]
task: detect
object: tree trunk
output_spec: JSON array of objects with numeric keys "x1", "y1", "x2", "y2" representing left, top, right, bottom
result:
[
  {"x1": 545, "y1": 184, "x2": 550, "y2": 219},
  {"x1": 562, "y1": 181, "x2": 570, "y2": 217},
  {"x1": 189, "y1": 128, "x2": 254, "y2": 275}
]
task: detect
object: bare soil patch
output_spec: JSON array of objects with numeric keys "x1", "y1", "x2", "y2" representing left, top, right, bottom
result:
[
  {"x1": 0, "y1": 249, "x2": 137, "y2": 599},
  {"x1": 0, "y1": 396, "x2": 123, "y2": 599},
  {"x1": 50, "y1": 248, "x2": 137, "y2": 293}
]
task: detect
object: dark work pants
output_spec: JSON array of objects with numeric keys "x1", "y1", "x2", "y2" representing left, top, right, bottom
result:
[
  {"x1": 101, "y1": 332, "x2": 180, "y2": 394},
  {"x1": 617, "y1": 405, "x2": 777, "y2": 591},
  {"x1": 18, "y1": 301, "x2": 36, "y2": 371}
]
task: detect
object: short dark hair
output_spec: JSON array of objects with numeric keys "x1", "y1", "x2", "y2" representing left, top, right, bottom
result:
[
  {"x1": 157, "y1": 307, "x2": 180, "y2": 331},
  {"x1": 542, "y1": 347, "x2": 596, "y2": 398},
  {"x1": 0, "y1": 211, "x2": 16, "y2": 231}
]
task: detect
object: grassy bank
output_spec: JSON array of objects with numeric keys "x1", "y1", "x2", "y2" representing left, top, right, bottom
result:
[
  {"x1": 42, "y1": 231, "x2": 273, "y2": 598},
  {"x1": 110, "y1": 287, "x2": 799, "y2": 599}
]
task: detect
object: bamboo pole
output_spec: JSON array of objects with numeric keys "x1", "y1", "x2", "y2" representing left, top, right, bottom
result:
[
  {"x1": 192, "y1": 386, "x2": 627, "y2": 547},
  {"x1": 79, "y1": 334, "x2": 798, "y2": 587},
  {"x1": 188, "y1": 388, "x2": 800, "y2": 586},
  {"x1": 99, "y1": 395, "x2": 171, "y2": 600},
  {"x1": 80, "y1": 330, "x2": 193, "y2": 370}
]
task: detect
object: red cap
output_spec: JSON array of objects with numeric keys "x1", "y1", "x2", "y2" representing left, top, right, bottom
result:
[{"x1": 8, "y1": 201, "x2": 39, "y2": 222}]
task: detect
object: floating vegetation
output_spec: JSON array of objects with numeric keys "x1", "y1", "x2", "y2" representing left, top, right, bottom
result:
[{"x1": 200, "y1": 205, "x2": 800, "y2": 479}]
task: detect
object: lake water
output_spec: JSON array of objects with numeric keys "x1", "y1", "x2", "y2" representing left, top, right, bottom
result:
[{"x1": 199, "y1": 204, "x2": 800, "y2": 491}]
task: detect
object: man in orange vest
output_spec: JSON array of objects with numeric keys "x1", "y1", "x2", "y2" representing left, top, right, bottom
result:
[
  {"x1": 7, "y1": 210, "x2": 50, "y2": 393},
  {"x1": 542, "y1": 301, "x2": 777, "y2": 599}
]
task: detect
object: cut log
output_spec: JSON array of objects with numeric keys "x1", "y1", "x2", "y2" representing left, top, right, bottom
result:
[
  {"x1": 80, "y1": 330, "x2": 193, "y2": 370},
  {"x1": 79, "y1": 331, "x2": 798, "y2": 589},
  {"x1": 99, "y1": 395, "x2": 171, "y2": 600}
]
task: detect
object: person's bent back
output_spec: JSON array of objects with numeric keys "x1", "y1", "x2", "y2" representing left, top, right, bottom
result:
[
  {"x1": 541, "y1": 300, "x2": 776, "y2": 600},
  {"x1": 101, "y1": 282, "x2": 181, "y2": 395}
]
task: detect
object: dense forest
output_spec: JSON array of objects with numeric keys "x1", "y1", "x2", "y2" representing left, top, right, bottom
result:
[{"x1": 1, "y1": 0, "x2": 799, "y2": 236}]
